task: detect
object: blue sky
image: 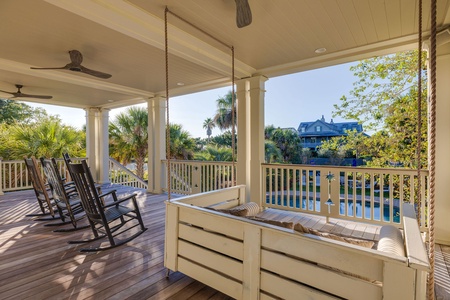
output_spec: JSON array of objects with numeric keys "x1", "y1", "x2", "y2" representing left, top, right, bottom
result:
[{"x1": 24, "y1": 62, "x2": 357, "y2": 138}]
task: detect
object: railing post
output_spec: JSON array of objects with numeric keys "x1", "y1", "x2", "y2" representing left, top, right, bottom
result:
[
  {"x1": 192, "y1": 163, "x2": 201, "y2": 194},
  {"x1": 0, "y1": 157, "x2": 3, "y2": 195}
]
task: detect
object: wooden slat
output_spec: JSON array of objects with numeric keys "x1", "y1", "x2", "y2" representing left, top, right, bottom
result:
[
  {"x1": 178, "y1": 223, "x2": 244, "y2": 260},
  {"x1": 261, "y1": 250, "x2": 382, "y2": 300},
  {"x1": 260, "y1": 270, "x2": 340, "y2": 300}
]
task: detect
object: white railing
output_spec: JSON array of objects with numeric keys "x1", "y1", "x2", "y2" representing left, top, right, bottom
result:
[
  {"x1": 262, "y1": 164, "x2": 428, "y2": 230},
  {"x1": 0, "y1": 157, "x2": 84, "y2": 193},
  {"x1": 162, "y1": 160, "x2": 235, "y2": 195},
  {"x1": 109, "y1": 158, "x2": 148, "y2": 189}
]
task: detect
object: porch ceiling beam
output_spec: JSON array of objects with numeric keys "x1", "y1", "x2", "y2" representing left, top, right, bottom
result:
[{"x1": 45, "y1": 0, "x2": 255, "y2": 79}]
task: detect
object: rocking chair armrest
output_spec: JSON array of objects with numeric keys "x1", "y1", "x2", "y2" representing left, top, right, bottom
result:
[
  {"x1": 102, "y1": 193, "x2": 138, "y2": 208},
  {"x1": 98, "y1": 190, "x2": 117, "y2": 199}
]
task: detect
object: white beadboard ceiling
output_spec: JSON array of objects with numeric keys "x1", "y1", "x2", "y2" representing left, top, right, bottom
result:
[{"x1": 0, "y1": 0, "x2": 448, "y2": 109}]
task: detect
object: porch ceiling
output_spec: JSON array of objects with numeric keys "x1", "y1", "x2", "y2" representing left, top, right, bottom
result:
[{"x1": 0, "y1": 0, "x2": 449, "y2": 109}]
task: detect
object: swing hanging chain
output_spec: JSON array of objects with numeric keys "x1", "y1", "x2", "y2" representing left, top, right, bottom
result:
[
  {"x1": 165, "y1": 7, "x2": 171, "y2": 201},
  {"x1": 428, "y1": 0, "x2": 437, "y2": 299}
]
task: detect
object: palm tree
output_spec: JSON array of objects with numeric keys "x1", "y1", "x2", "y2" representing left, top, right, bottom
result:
[
  {"x1": 264, "y1": 140, "x2": 283, "y2": 163},
  {"x1": 109, "y1": 107, "x2": 148, "y2": 179},
  {"x1": 213, "y1": 91, "x2": 236, "y2": 131},
  {"x1": 194, "y1": 145, "x2": 233, "y2": 161},
  {"x1": 203, "y1": 117, "x2": 215, "y2": 141},
  {"x1": 169, "y1": 123, "x2": 196, "y2": 160},
  {"x1": 1, "y1": 116, "x2": 85, "y2": 159}
]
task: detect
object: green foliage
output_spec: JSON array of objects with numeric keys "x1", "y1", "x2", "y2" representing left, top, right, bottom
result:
[
  {"x1": 209, "y1": 131, "x2": 234, "y2": 148},
  {"x1": 334, "y1": 50, "x2": 427, "y2": 131},
  {"x1": 0, "y1": 117, "x2": 85, "y2": 159},
  {"x1": 265, "y1": 126, "x2": 302, "y2": 164},
  {"x1": 332, "y1": 50, "x2": 427, "y2": 168},
  {"x1": 213, "y1": 91, "x2": 236, "y2": 131},
  {"x1": 0, "y1": 99, "x2": 48, "y2": 125},
  {"x1": 168, "y1": 123, "x2": 196, "y2": 160},
  {"x1": 194, "y1": 145, "x2": 232, "y2": 161},
  {"x1": 109, "y1": 106, "x2": 148, "y2": 178}
]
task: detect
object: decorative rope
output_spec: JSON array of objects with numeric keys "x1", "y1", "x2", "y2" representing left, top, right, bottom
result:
[
  {"x1": 427, "y1": 0, "x2": 437, "y2": 298},
  {"x1": 164, "y1": 7, "x2": 171, "y2": 201},
  {"x1": 231, "y1": 46, "x2": 236, "y2": 182},
  {"x1": 164, "y1": 7, "x2": 238, "y2": 195},
  {"x1": 416, "y1": 0, "x2": 422, "y2": 227}
]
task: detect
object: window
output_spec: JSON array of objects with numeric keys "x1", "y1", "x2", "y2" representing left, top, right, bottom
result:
[
  {"x1": 301, "y1": 127, "x2": 305, "y2": 132},
  {"x1": 311, "y1": 137, "x2": 316, "y2": 143},
  {"x1": 316, "y1": 126, "x2": 321, "y2": 132}
]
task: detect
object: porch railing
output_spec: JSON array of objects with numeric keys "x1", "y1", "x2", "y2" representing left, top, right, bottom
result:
[
  {"x1": 0, "y1": 157, "x2": 85, "y2": 194},
  {"x1": 262, "y1": 164, "x2": 428, "y2": 230},
  {"x1": 162, "y1": 160, "x2": 235, "y2": 195},
  {"x1": 108, "y1": 158, "x2": 148, "y2": 189}
]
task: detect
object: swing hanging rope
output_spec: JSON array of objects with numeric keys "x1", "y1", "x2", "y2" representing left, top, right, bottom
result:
[
  {"x1": 164, "y1": 7, "x2": 237, "y2": 201},
  {"x1": 428, "y1": 0, "x2": 437, "y2": 298}
]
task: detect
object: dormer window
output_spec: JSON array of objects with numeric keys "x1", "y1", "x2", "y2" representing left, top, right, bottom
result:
[
  {"x1": 316, "y1": 126, "x2": 321, "y2": 132},
  {"x1": 301, "y1": 127, "x2": 305, "y2": 132}
]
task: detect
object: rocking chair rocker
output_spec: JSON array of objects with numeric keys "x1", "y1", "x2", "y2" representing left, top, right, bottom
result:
[{"x1": 68, "y1": 160, "x2": 147, "y2": 252}]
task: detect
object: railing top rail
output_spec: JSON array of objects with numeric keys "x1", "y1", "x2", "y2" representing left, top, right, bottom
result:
[
  {"x1": 261, "y1": 163, "x2": 429, "y2": 175},
  {"x1": 162, "y1": 160, "x2": 234, "y2": 166}
]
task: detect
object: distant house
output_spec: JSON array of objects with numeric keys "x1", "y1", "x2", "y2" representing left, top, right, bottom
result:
[{"x1": 298, "y1": 115, "x2": 364, "y2": 149}]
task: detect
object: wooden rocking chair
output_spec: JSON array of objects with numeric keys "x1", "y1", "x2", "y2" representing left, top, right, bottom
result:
[
  {"x1": 68, "y1": 160, "x2": 147, "y2": 252},
  {"x1": 40, "y1": 157, "x2": 89, "y2": 232},
  {"x1": 24, "y1": 156, "x2": 58, "y2": 220}
]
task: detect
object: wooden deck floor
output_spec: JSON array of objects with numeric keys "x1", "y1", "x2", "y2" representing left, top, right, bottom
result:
[{"x1": 0, "y1": 185, "x2": 449, "y2": 299}]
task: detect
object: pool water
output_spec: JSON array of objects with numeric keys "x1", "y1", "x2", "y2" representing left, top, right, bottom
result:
[{"x1": 266, "y1": 196, "x2": 401, "y2": 223}]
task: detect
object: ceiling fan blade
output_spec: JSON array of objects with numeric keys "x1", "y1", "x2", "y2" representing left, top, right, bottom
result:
[
  {"x1": 235, "y1": 0, "x2": 252, "y2": 28},
  {"x1": 0, "y1": 89, "x2": 14, "y2": 95},
  {"x1": 14, "y1": 93, "x2": 53, "y2": 99},
  {"x1": 80, "y1": 65, "x2": 112, "y2": 79},
  {"x1": 30, "y1": 66, "x2": 67, "y2": 70}
]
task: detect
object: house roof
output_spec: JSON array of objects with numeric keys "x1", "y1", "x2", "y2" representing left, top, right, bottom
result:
[
  {"x1": 0, "y1": 0, "x2": 449, "y2": 109},
  {"x1": 298, "y1": 117, "x2": 363, "y2": 137}
]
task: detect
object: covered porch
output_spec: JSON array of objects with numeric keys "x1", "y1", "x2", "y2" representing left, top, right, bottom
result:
[{"x1": 1, "y1": 0, "x2": 450, "y2": 298}]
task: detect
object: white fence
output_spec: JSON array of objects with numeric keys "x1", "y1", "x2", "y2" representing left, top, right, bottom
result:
[
  {"x1": 162, "y1": 160, "x2": 235, "y2": 195},
  {"x1": 108, "y1": 158, "x2": 148, "y2": 189},
  {"x1": 262, "y1": 164, "x2": 428, "y2": 230},
  {"x1": 1, "y1": 158, "x2": 429, "y2": 230}
]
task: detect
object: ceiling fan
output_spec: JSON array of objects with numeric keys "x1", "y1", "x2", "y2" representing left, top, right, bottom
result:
[
  {"x1": 30, "y1": 50, "x2": 112, "y2": 79},
  {"x1": 0, "y1": 84, "x2": 53, "y2": 99},
  {"x1": 235, "y1": 0, "x2": 252, "y2": 28}
]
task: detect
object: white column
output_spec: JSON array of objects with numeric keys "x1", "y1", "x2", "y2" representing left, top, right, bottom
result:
[
  {"x1": 432, "y1": 41, "x2": 450, "y2": 245},
  {"x1": 98, "y1": 108, "x2": 110, "y2": 184},
  {"x1": 248, "y1": 75, "x2": 268, "y2": 204},
  {"x1": 147, "y1": 96, "x2": 166, "y2": 194},
  {"x1": 85, "y1": 107, "x2": 98, "y2": 176},
  {"x1": 236, "y1": 78, "x2": 248, "y2": 188}
]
